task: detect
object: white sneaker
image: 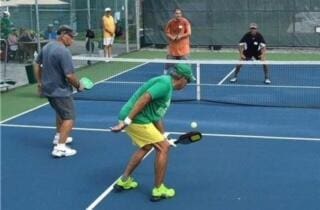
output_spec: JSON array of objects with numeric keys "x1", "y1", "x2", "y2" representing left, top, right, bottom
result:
[
  {"x1": 264, "y1": 78, "x2": 271, "y2": 84},
  {"x1": 230, "y1": 77, "x2": 237, "y2": 83},
  {"x1": 52, "y1": 145, "x2": 77, "y2": 157},
  {"x1": 53, "y1": 135, "x2": 73, "y2": 145}
]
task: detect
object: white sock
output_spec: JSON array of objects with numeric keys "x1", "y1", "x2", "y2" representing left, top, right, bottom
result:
[{"x1": 56, "y1": 143, "x2": 66, "y2": 149}]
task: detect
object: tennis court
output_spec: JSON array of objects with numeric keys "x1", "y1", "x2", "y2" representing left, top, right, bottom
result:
[{"x1": 1, "y1": 59, "x2": 320, "y2": 210}]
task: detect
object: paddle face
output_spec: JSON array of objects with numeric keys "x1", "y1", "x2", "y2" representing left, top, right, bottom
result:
[
  {"x1": 175, "y1": 131, "x2": 202, "y2": 145},
  {"x1": 80, "y1": 77, "x2": 94, "y2": 89}
]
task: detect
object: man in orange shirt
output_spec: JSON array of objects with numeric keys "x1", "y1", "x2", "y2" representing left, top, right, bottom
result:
[
  {"x1": 102, "y1": 7, "x2": 116, "y2": 58},
  {"x1": 164, "y1": 8, "x2": 191, "y2": 74}
]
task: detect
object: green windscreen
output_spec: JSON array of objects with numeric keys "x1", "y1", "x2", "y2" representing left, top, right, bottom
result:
[{"x1": 142, "y1": 0, "x2": 320, "y2": 47}]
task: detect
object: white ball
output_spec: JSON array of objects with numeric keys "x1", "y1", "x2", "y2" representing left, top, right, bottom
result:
[{"x1": 191, "y1": 121, "x2": 198, "y2": 128}]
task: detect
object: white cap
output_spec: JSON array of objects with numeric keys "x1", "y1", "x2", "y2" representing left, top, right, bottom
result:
[
  {"x1": 105, "y1": 7, "x2": 111, "y2": 12},
  {"x1": 249, "y1": 22, "x2": 258, "y2": 29}
]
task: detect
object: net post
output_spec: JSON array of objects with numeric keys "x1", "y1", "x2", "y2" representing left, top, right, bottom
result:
[
  {"x1": 125, "y1": 0, "x2": 129, "y2": 53},
  {"x1": 196, "y1": 62, "x2": 201, "y2": 101},
  {"x1": 135, "y1": 0, "x2": 140, "y2": 50}
]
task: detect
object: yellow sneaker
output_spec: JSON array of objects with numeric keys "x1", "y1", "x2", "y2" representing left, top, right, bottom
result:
[
  {"x1": 151, "y1": 184, "x2": 175, "y2": 201},
  {"x1": 113, "y1": 177, "x2": 138, "y2": 192}
]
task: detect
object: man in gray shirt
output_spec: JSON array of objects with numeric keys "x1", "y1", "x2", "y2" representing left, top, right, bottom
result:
[{"x1": 35, "y1": 25, "x2": 83, "y2": 157}]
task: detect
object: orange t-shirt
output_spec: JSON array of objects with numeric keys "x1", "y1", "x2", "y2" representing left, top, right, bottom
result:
[{"x1": 165, "y1": 17, "x2": 191, "y2": 56}]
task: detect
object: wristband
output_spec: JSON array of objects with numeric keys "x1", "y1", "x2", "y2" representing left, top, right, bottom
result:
[
  {"x1": 124, "y1": 117, "x2": 132, "y2": 125},
  {"x1": 163, "y1": 132, "x2": 170, "y2": 138}
]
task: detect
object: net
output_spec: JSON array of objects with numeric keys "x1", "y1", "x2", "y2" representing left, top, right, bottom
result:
[{"x1": 72, "y1": 56, "x2": 320, "y2": 108}]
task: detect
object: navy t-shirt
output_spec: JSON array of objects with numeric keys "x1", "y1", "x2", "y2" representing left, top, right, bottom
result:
[{"x1": 36, "y1": 41, "x2": 74, "y2": 97}]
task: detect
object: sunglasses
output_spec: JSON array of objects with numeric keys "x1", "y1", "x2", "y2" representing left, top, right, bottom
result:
[
  {"x1": 63, "y1": 32, "x2": 74, "y2": 38},
  {"x1": 183, "y1": 76, "x2": 191, "y2": 83},
  {"x1": 67, "y1": 33, "x2": 74, "y2": 38}
]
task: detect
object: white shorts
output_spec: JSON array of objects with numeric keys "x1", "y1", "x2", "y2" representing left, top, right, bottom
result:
[{"x1": 103, "y1": 37, "x2": 114, "y2": 46}]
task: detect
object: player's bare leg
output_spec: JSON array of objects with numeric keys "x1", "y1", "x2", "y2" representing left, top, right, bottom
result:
[
  {"x1": 230, "y1": 64, "x2": 242, "y2": 83},
  {"x1": 263, "y1": 64, "x2": 271, "y2": 84},
  {"x1": 114, "y1": 145, "x2": 152, "y2": 191},
  {"x1": 123, "y1": 145, "x2": 153, "y2": 178}
]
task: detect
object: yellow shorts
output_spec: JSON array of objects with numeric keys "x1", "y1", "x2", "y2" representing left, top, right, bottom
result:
[{"x1": 125, "y1": 123, "x2": 164, "y2": 148}]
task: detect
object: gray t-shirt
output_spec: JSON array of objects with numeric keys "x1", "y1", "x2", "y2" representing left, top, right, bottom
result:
[{"x1": 36, "y1": 41, "x2": 75, "y2": 97}]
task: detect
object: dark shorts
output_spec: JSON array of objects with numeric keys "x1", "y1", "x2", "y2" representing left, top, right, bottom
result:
[
  {"x1": 244, "y1": 51, "x2": 262, "y2": 60},
  {"x1": 48, "y1": 97, "x2": 75, "y2": 120},
  {"x1": 165, "y1": 54, "x2": 189, "y2": 70}
]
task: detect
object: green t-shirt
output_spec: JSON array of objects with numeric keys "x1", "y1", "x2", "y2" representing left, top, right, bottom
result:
[
  {"x1": 0, "y1": 18, "x2": 11, "y2": 39},
  {"x1": 119, "y1": 75, "x2": 173, "y2": 124}
]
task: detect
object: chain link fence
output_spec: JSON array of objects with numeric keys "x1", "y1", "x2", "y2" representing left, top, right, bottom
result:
[{"x1": 142, "y1": 0, "x2": 320, "y2": 47}]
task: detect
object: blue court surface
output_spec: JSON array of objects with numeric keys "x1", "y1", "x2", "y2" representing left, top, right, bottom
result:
[{"x1": 1, "y1": 62, "x2": 320, "y2": 210}]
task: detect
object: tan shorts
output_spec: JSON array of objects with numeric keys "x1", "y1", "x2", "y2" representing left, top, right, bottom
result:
[{"x1": 125, "y1": 123, "x2": 164, "y2": 148}]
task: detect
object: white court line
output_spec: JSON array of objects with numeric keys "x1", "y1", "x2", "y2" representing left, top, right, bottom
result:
[
  {"x1": 1, "y1": 123, "x2": 319, "y2": 141},
  {"x1": 96, "y1": 62, "x2": 149, "y2": 85},
  {"x1": 100, "y1": 81, "x2": 144, "y2": 84},
  {"x1": 2, "y1": 123, "x2": 319, "y2": 209},
  {"x1": 0, "y1": 123, "x2": 111, "y2": 132},
  {"x1": 0, "y1": 62, "x2": 149, "y2": 124},
  {"x1": 85, "y1": 148, "x2": 154, "y2": 210},
  {"x1": 99, "y1": 80, "x2": 320, "y2": 89},
  {"x1": 217, "y1": 67, "x2": 236, "y2": 85},
  {"x1": 72, "y1": 56, "x2": 320, "y2": 66},
  {"x1": 219, "y1": 84, "x2": 320, "y2": 89},
  {"x1": 86, "y1": 178, "x2": 120, "y2": 210},
  {"x1": 0, "y1": 103, "x2": 49, "y2": 124},
  {"x1": 202, "y1": 132, "x2": 320, "y2": 141}
]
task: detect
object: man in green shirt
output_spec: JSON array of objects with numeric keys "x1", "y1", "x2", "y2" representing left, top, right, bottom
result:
[{"x1": 111, "y1": 63, "x2": 195, "y2": 201}]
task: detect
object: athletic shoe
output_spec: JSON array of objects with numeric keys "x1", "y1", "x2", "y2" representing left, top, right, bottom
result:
[
  {"x1": 229, "y1": 77, "x2": 237, "y2": 83},
  {"x1": 52, "y1": 135, "x2": 73, "y2": 145},
  {"x1": 51, "y1": 145, "x2": 77, "y2": 157},
  {"x1": 264, "y1": 78, "x2": 271, "y2": 84},
  {"x1": 151, "y1": 184, "x2": 175, "y2": 202},
  {"x1": 114, "y1": 177, "x2": 139, "y2": 192}
]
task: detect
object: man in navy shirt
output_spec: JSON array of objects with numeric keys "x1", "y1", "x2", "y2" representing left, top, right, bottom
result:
[
  {"x1": 230, "y1": 23, "x2": 271, "y2": 84},
  {"x1": 35, "y1": 25, "x2": 83, "y2": 158}
]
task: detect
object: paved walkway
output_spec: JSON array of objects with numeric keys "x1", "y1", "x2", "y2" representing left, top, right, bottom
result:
[{"x1": 0, "y1": 41, "x2": 128, "y2": 91}]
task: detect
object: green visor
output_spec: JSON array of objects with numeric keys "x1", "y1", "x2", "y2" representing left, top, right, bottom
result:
[{"x1": 174, "y1": 63, "x2": 195, "y2": 82}]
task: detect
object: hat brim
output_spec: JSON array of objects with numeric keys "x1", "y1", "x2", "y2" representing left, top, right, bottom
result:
[
  {"x1": 71, "y1": 32, "x2": 78, "y2": 37},
  {"x1": 188, "y1": 76, "x2": 196, "y2": 82}
]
